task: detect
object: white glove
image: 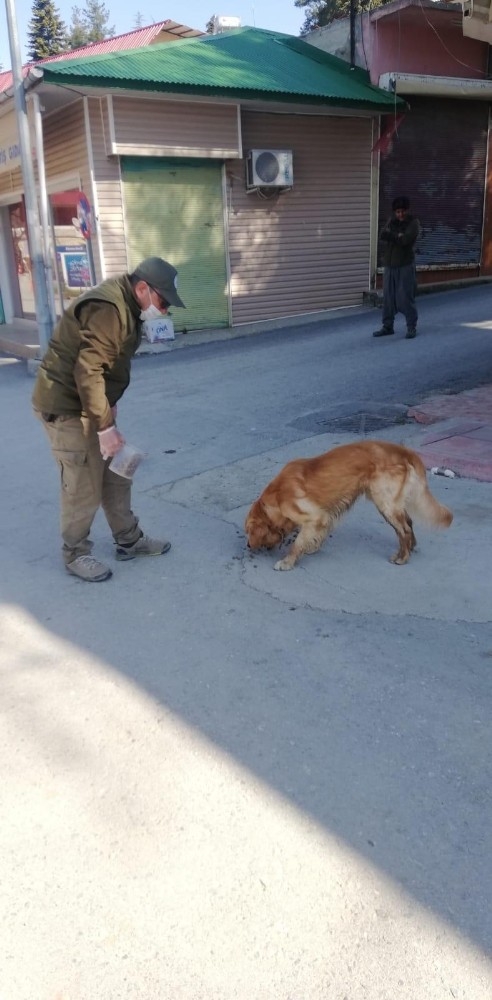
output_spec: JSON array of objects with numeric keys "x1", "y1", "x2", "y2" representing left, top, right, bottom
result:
[{"x1": 97, "y1": 425, "x2": 125, "y2": 459}]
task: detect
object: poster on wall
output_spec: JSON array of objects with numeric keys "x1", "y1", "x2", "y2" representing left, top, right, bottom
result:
[{"x1": 56, "y1": 243, "x2": 91, "y2": 290}]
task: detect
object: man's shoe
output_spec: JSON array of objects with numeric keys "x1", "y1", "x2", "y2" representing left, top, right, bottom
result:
[
  {"x1": 115, "y1": 533, "x2": 171, "y2": 561},
  {"x1": 405, "y1": 327, "x2": 417, "y2": 339},
  {"x1": 66, "y1": 554, "x2": 113, "y2": 582},
  {"x1": 373, "y1": 327, "x2": 394, "y2": 337}
]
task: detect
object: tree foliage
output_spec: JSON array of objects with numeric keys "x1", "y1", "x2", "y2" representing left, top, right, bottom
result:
[
  {"x1": 295, "y1": 0, "x2": 390, "y2": 37},
  {"x1": 27, "y1": 0, "x2": 67, "y2": 61},
  {"x1": 68, "y1": 7, "x2": 89, "y2": 48},
  {"x1": 66, "y1": 0, "x2": 116, "y2": 49},
  {"x1": 206, "y1": 15, "x2": 217, "y2": 34}
]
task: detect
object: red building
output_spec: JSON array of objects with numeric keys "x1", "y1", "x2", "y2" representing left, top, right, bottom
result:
[{"x1": 307, "y1": 0, "x2": 492, "y2": 286}]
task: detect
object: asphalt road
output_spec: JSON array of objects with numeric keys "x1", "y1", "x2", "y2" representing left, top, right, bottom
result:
[
  {"x1": 125, "y1": 284, "x2": 492, "y2": 480},
  {"x1": 0, "y1": 285, "x2": 491, "y2": 1000}
]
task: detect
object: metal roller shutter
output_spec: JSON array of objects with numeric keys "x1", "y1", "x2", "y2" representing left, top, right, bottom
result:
[
  {"x1": 378, "y1": 97, "x2": 488, "y2": 267},
  {"x1": 229, "y1": 112, "x2": 373, "y2": 325},
  {"x1": 122, "y1": 157, "x2": 229, "y2": 330}
]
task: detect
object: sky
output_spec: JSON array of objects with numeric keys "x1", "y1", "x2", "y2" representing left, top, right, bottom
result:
[{"x1": 0, "y1": 1, "x2": 306, "y2": 72}]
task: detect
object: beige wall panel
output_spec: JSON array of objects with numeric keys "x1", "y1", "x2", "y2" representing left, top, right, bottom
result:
[
  {"x1": 0, "y1": 109, "x2": 22, "y2": 178},
  {"x1": 43, "y1": 101, "x2": 89, "y2": 185},
  {"x1": 228, "y1": 112, "x2": 373, "y2": 325},
  {"x1": 0, "y1": 167, "x2": 21, "y2": 198},
  {"x1": 87, "y1": 98, "x2": 127, "y2": 277},
  {"x1": 111, "y1": 97, "x2": 240, "y2": 158}
]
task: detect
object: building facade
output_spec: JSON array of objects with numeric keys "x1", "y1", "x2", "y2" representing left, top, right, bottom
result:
[
  {"x1": 0, "y1": 27, "x2": 401, "y2": 333},
  {"x1": 306, "y1": 0, "x2": 492, "y2": 287}
]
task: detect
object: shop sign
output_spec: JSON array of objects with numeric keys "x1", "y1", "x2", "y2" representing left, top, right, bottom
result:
[
  {"x1": 0, "y1": 114, "x2": 21, "y2": 175},
  {"x1": 56, "y1": 243, "x2": 90, "y2": 288},
  {"x1": 76, "y1": 194, "x2": 92, "y2": 239}
]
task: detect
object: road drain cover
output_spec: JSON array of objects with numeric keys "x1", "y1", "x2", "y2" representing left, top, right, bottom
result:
[
  {"x1": 290, "y1": 407, "x2": 410, "y2": 435},
  {"x1": 319, "y1": 412, "x2": 408, "y2": 433}
]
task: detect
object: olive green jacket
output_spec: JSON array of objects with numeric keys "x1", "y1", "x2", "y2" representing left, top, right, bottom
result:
[{"x1": 32, "y1": 275, "x2": 142, "y2": 431}]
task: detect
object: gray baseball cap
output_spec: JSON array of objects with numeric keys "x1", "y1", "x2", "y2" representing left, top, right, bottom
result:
[{"x1": 133, "y1": 257, "x2": 185, "y2": 308}]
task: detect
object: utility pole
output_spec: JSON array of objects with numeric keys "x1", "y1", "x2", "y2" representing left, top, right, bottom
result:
[
  {"x1": 350, "y1": 0, "x2": 356, "y2": 70},
  {"x1": 4, "y1": 0, "x2": 54, "y2": 357}
]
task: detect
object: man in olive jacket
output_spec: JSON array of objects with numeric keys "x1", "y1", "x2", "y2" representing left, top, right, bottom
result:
[
  {"x1": 32, "y1": 257, "x2": 185, "y2": 582},
  {"x1": 373, "y1": 196, "x2": 420, "y2": 340}
]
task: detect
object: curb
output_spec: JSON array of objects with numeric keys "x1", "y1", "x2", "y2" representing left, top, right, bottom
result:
[{"x1": 363, "y1": 274, "x2": 492, "y2": 307}]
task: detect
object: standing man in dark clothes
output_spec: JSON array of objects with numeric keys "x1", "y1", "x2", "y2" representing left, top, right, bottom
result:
[{"x1": 373, "y1": 196, "x2": 420, "y2": 340}]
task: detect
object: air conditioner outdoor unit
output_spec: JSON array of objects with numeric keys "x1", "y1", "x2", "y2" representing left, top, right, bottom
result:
[{"x1": 246, "y1": 149, "x2": 294, "y2": 189}]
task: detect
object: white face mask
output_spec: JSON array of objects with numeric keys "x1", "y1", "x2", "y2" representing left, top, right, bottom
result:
[{"x1": 140, "y1": 286, "x2": 165, "y2": 322}]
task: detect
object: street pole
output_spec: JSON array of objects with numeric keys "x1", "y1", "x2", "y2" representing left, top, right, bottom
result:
[
  {"x1": 4, "y1": 0, "x2": 53, "y2": 357},
  {"x1": 32, "y1": 92, "x2": 57, "y2": 327},
  {"x1": 350, "y1": 0, "x2": 356, "y2": 70}
]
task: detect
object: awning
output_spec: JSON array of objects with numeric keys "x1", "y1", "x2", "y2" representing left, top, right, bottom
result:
[
  {"x1": 379, "y1": 72, "x2": 492, "y2": 99},
  {"x1": 49, "y1": 189, "x2": 84, "y2": 207}
]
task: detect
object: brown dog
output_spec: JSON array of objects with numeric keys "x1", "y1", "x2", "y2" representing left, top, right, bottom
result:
[{"x1": 245, "y1": 440, "x2": 453, "y2": 570}]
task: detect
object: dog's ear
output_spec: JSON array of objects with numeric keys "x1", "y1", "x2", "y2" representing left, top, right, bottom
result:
[{"x1": 246, "y1": 496, "x2": 264, "y2": 526}]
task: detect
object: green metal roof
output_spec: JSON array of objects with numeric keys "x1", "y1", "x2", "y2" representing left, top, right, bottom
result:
[{"x1": 40, "y1": 27, "x2": 405, "y2": 111}]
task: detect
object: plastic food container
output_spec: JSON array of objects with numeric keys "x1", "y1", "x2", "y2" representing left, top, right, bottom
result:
[{"x1": 109, "y1": 444, "x2": 144, "y2": 479}]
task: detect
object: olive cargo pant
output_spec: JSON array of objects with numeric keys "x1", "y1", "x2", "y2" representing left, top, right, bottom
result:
[{"x1": 35, "y1": 411, "x2": 141, "y2": 565}]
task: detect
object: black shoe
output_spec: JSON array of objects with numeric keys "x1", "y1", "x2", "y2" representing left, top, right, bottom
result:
[
  {"x1": 405, "y1": 327, "x2": 417, "y2": 339},
  {"x1": 373, "y1": 327, "x2": 394, "y2": 337}
]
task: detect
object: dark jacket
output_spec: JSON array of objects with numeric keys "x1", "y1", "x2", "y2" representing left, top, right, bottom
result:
[
  {"x1": 380, "y1": 214, "x2": 420, "y2": 268},
  {"x1": 32, "y1": 275, "x2": 142, "y2": 431}
]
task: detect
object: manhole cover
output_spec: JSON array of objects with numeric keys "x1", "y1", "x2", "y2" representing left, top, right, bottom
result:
[
  {"x1": 290, "y1": 407, "x2": 410, "y2": 435},
  {"x1": 318, "y1": 412, "x2": 408, "y2": 434}
]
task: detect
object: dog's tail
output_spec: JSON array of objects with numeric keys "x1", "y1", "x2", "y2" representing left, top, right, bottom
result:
[{"x1": 405, "y1": 461, "x2": 453, "y2": 528}]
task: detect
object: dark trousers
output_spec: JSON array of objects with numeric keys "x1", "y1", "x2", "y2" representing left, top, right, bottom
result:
[{"x1": 382, "y1": 263, "x2": 418, "y2": 331}]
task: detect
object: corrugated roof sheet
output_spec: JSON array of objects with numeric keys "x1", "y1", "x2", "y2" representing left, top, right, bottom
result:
[
  {"x1": 0, "y1": 20, "x2": 203, "y2": 94},
  {"x1": 39, "y1": 27, "x2": 404, "y2": 109}
]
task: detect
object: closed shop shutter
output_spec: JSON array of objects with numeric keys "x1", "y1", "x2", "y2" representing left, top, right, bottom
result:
[
  {"x1": 378, "y1": 97, "x2": 488, "y2": 267},
  {"x1": 229, "y1": 112, "x2": 373, "y2": 325},
  {"x1": 122, "y1": 157, "x2": 229, "y2": 330}
]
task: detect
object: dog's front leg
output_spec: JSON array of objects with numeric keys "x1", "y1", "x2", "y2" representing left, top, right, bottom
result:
[
  {"x1": 274, "y1": 549, "x2": 299, "y2": 571},
  {"x1": 274, "y1": 522, "x2": 329, "y2": 571}
]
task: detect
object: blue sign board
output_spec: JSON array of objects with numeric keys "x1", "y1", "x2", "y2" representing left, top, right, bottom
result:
[{"x1": 58, "y1": 250, "x2": 90, "y2": 288}]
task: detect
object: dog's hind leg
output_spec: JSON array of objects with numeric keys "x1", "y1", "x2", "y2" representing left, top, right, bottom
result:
[
  {"x1": 405, "y1": 514, "x2": 417, "y2": 552},
  {"x1": 274, "y1": 519, "x2": 331, "y2": 571},
  {"x1": 377, "y1": 505, "x2": 414, "y2": 564},
  {"x1": 368, "y1": 474, "x2": 416, "y2": 564},
  {"x1": 369, "y1": 484, "x2": 415, "y2": 564}
]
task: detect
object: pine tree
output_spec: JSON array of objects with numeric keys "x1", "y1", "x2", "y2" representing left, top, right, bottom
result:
[
  {"x1": 134, "y1": 12, "x2": 144, "y2": 28},
  {"x1": 81, "y1": 0, "x2": 115, "y2": 42},
  {"x1": 67, "y1": 0, "x2": 115, "y2": 50},
  {"x1": 205, "y1": 15, "x2": 217, "y2": 34},
  {"x1": 67, "y1": 6, "x2": 90, "y2": 48},
  {"x1": 27, "y1": 0, "x2": 67, "y2": 61}
]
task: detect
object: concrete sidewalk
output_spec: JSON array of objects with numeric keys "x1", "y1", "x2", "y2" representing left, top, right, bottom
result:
[
  {"x1": 408, "y1": 384, "x2": 492, "y2": 483},
  {"x1": 0, "y1": 303, "x2": 368, "y2": 361}
]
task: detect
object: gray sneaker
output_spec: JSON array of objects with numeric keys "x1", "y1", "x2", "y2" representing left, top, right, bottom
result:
[
  {"x1": 115, "y1": 533, "x2": 171, "y2": 561},
  {"x1": 66, "y1": 554, "x2": 113, "y2": 582}
]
